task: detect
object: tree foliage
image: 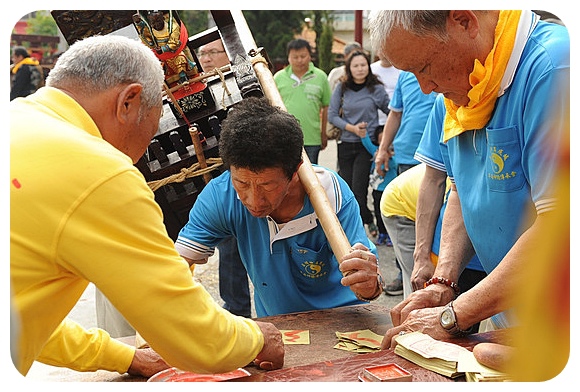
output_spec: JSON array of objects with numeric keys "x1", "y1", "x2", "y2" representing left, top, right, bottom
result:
[
  {"x1": 25, "y1": 12, "x2": 58, "y2": 36},
  {"x1": 177, "y1": 10, "x2": 211, "y2": 36},
  {"x1": 242, "y1": 10, "x2": 306, "y2": 65},
  {"x1": 318, "y1": 22, "x2": 334, "y2": 74}
]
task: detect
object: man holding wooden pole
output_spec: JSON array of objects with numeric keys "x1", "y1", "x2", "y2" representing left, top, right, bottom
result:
[{"x1": 176, "y1": 97, "x2": 385, "y2": 317}]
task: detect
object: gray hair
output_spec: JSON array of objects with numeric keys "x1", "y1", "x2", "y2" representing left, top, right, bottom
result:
[
  {"x1": 344, "y1": 41, "x2": 362, "y2": 56},
  {"x1": 46, "y1": 35, "x2": 165, "y2": 110},
  {"x1": 369, "y1": 10, "x2": 450, "y2": 54}
]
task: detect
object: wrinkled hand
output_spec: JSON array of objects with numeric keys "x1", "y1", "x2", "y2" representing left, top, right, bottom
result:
[
  {"x1": 381, "y1": 305, "x2": 448, "y2": 350},
  {"x1": 253, "y1": 321, "x2": 284, "y2": 370},
  {"x1": 127, "y1": 347, "x2": 171, "y2": 378},
  {"x1": 339, "y1": 243, "x2": 381, "y2": 300},
  {"x1": 410, "y1": 256, "x2": 435, "y2": 292},
  {"x1": 389, "y1": 284, "x2": 452, "y2": 327}
]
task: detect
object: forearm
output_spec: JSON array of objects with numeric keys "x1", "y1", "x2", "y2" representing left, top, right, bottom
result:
[
  {"x1": 414, "y1": 166, "x2": 447, "y2": 265},
  {"x1": 320, "y1": 106, "x2": 328, "y2": 131},
  {"x1": 374, "y1": 111, "x2": 400, "y2": 175},
  {"x1": 320, "y1": 106, "x2": 329, "y2": 146},
  {"x1": 378, "y1": 111, "x2": 401, "y2": 155},
  {"x1": 36, "y1": 319, "x2": 135, "y2": 373},
  {"x1": 433, "y1": 185, "x2": 475, "y2": 282}
]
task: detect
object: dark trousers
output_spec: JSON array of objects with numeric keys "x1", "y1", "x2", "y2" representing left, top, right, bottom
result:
[
  {"x1": 458, "y1": 268, "x2": 487, "y2": 294},
  {"x1": 338, "y1": 141, "x2": 373, "y2": 225},
  {"x1": 458, "y1": 268, "x2": 487, "y2": 332},
  {"x1": 397, "y1": 163, "x2": 417, "y2": 175},
  {"x1": 304, "y1": 145, "x2": 321, "y2": 165},
  {"x1": 372, "y1": 189, "x2": 387, "y2": 235},
  {"x1": 217, "y1": 236, "x2": 251, "y2": 318}
]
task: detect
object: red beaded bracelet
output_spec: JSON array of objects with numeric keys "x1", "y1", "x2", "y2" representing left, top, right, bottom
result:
[{"x1": 424, "y1": 276, "x2": 461, "y2": 295}]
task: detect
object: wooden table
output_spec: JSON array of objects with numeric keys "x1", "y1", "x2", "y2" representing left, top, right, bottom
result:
[
  {"x1": 239, "y1": 304, "x2": 510, "y2": 382},
  {"x1": 26, "y1": 304, "x2": 510, "y2": 382}
]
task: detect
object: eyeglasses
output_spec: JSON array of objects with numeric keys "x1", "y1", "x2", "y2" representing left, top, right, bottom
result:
[{"x1": 198, "y1": 50, "x2": 226, "y2": 58}]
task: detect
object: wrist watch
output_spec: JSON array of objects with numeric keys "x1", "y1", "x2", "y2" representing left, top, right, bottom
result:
[{"x1": 439, "y1": 300, "x2": 474, "y2": 337}]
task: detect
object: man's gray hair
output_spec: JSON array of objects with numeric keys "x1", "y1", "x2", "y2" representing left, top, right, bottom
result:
[
  {"x1": 344, "y1": 41, "x2": 362, "y2": 56},
  {"x1": 46, "y1": 35, "x2": 165, "y2": 109},
  {"x1": 369, "y1": 10, "x2": 450, "y2": 54}
]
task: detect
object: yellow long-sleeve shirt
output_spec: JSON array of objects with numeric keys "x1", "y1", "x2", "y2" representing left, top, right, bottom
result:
[{"x1": 10, "y1": 87, "x2": 264, "y2": 376}]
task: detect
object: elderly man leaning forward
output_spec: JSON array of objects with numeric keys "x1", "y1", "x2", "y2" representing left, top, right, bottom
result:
[
  {"x1": 369, "y1": 10, "x2": 569, "y2": 351},
  {"x1": 10, "y1": 34, "x2": 284, "y2": 377}
]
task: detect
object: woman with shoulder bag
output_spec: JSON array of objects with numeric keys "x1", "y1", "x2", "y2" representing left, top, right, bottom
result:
[{"x1": 328, "y1": 50, "x2": 390, "y2": 235}]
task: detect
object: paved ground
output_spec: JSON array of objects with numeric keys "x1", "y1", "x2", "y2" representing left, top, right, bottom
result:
[{"x1": 65, "y1": 139, "x2": 403, "y2": 328}]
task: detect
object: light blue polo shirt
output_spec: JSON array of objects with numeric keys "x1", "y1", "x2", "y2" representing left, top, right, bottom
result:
[
  {"x1": 440, "y1": 18, "x2": 569, "y2": 328},
  {"x1": 176, "y1": 165, "x2": 377, "y2": 317},
  {"x1": 388, "y1": 71, "x2": 437, "y2": 166}
]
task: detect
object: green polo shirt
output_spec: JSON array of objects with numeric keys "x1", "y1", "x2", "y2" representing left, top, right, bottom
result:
[{"x1": 274, "y1": 62, "x2": 331, "y2": 146}]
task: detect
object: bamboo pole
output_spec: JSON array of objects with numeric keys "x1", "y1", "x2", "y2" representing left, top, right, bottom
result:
[
  {"x1": 251, "y1": 60, "x2": 352, "y2": 260},
  {"x1": 227, "y1": 11, "x2": 352, "y2": 261}
]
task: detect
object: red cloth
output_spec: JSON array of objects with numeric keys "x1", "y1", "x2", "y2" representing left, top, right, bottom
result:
[{"x1": 154, "y1": 22, "x2": 189, "y2": 61}]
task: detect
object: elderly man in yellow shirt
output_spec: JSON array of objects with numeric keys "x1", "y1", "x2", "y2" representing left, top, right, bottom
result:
[{"x1": 10, "y1": 34, "x2": 284, "y2": 377}]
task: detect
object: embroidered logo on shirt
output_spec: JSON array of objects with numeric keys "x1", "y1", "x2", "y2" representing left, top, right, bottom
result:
[
  {"x1": 300, "y1": 261, "x2": 327, "y2": 279},
  {"x1": 488, "y1": 146, "x2": 517, "y2": 180}
]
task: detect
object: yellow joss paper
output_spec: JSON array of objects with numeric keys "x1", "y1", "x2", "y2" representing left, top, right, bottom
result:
[
  {"x1": 280, "y1": 330, "x2": 310, "y2": 345},
  {"x1": 335, "y1": 329, "x2": 383, "y2": 350}
]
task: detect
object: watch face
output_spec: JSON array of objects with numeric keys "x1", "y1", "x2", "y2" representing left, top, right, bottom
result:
[{"x1": 440, "y1": 307, "x2": 454, "y2": 328}]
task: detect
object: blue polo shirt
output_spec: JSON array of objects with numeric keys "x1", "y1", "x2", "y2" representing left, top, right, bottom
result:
[
  {"x1": 176, "y1": 165, "x2": 377, "y2": 317},
  {"x1": 388, "y1": 71, "x2": 437, "y2": 166},
  {"x1": 443, "y1": 20, "x2": 568, "y2": 275}
]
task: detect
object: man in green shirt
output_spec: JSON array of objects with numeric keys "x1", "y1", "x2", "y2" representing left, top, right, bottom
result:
[{"x1": 274, "y1": 39, "x2": 331, "y2": 164}]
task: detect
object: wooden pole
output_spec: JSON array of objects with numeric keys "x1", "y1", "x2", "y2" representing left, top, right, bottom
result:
[
  {"x1": 164, "y1": 83, "x2": 212, "y2": 184},
  {"x1": 227, "y1": 11, "x2": 352, "y2": 261},
  {"x1": 188, "y1": 126, "x2": 212, "y2": 184}
]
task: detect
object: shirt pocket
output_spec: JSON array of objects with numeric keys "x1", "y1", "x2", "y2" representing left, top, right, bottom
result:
[
  {"x1": 485, "y1": 125, "x2": 525, "y2": 193},
  {"x1": 289, "y1": 243, "x2": 333, "y2": 285}
]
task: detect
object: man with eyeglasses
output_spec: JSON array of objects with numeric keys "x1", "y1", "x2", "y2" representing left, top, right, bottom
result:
[{"x1": 198, "y1": 39, "x2": 229, "y2": 72}]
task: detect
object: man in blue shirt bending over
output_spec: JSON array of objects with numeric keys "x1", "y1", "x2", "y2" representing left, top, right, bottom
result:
[{"x1": 176, "y1": 97, "x2": 386, "y2": 317}]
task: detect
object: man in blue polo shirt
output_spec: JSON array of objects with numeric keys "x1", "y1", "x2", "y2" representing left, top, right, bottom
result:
[
  {"x1": 374, "y1": 70, "x2": 437, "y2": 176},
  {"x1": 176, "y1": 97, "x2": 385, "y2": 317},
  {"x1": 369, "y1": 11, "x2": 568, "y2": 348}
]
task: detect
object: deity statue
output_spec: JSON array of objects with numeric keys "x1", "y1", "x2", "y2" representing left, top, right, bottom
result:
[{"x1": 133, "y1": 10, "x2": 198, "y2": 85}]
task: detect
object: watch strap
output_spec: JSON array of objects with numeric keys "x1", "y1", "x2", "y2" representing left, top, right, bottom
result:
[{"x1": 441, "y1": 301, "x2": 475, "y2": 337}]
